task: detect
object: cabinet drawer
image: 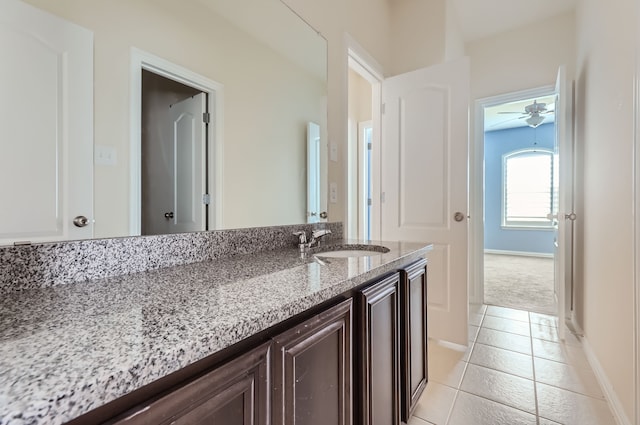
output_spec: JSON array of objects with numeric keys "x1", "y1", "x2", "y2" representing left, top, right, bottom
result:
[{"x1": 111, "y1": 341, "x2": 271, "y2": 425}]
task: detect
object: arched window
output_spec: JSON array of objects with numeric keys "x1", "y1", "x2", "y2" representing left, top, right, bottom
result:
[{"x1": 502, "y1": 149, "x2": 555, "y2": 228}]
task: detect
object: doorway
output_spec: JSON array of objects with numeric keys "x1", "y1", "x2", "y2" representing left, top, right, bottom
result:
[
  {"x1": 346, "y1": 37, "x2": 383, "y2": 241},
  {"x1": 480, "y1": 89, "x2": 558, "y2": 315},
  {"x1": 141, "y1": 70, "x2": 208, "y2": 235},
  {"x1": 347, "y1": 67, "x2": 373, "y2": 239},
  {"x1": 129, "y1": 49, "x2": 223, "y2": 236}
]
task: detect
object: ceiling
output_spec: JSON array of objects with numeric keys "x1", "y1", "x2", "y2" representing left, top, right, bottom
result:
[
  {"x1": 484, "y1": 95, "x2": 556, "y2": 132},
  {"x1": 450, "y1": 0, "x2": 579, "y2": 42}
]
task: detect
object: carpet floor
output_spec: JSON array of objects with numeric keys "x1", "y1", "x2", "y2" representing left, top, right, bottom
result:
[{"x1": 483, "y1": 253, "x2": 557, "y2": 315}]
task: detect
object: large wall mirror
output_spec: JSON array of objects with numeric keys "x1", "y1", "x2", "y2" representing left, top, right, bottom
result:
[{"x1": 0, "y1": 0, "x2": 327, "y2": 246}]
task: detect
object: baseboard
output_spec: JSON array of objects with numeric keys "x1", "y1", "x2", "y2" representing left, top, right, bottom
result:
[
  {"x1": 566, "y1": 312, "x2": 584, "y2": 337},
  {"x1": 581, "y1": 335, "x2": 632, "y2": 425},
  {"x1": 484, "y1": 249, "x2": 554, "y2": 258},
  {"x1": 428, "y1": 338, "x2": 469, "y2": 352}
]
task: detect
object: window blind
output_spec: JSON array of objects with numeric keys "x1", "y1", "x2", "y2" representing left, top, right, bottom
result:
[{"x1": 503, "y1": 151, "x2": 554, "y2": 227}]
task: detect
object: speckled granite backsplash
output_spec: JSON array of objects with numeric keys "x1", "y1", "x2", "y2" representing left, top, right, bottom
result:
[{"x1": 0, "y1": 222, "x2": 342, "y2": 293}]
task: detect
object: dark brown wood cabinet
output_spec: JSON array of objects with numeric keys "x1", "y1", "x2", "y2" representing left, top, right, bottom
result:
[
  {"x1": 399, "y1": 259, "x2": 428, "y2": 421},
  {"x1": 111, "y1": 341, "x2": 271, "y2": 425},
  {"x1": 357, "y1": 273, "x2": 401, "y2": 425},
  {"x1": 272, "y1": 298, "x2": 353, "y2": 425},
  {"x1": 75, "y1": 261, "x2": 428, "y2": 425}
]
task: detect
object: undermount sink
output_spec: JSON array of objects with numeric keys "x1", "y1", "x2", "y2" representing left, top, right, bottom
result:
[
  {"x1": 313, "y1": 244, "x2": 390, "y2": 258},
  {"x1": 316, "y1": 250, "x2": 382, "y2": 258}
]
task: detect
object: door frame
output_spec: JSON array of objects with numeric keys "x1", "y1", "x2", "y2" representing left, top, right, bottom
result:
[
  {"x1": 129, "y1": 48, "x2": 224, "y2": 235},
  {"x1": 358, "y1": 120, "x2": 373, "y2": 240},
  {"x1": 634, "y1": 2, "x2": 640, "y2": 420},
  {"x1": 470, "y1": 85, "x2": 556, "y2": 306},
  {"x1": 306, "y1": 121, "x2": 321, "y2": 224},
  {"x1": 346, "y1": 34, "x2": 384, "y2": 240}
]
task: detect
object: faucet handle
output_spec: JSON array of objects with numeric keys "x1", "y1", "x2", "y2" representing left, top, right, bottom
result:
[
  {"x1": 293, "y1": 231, "x2": 307, "y2": 244},
  {"x1": 311, "y1": 229, "x2": 331, "y2": 239}
]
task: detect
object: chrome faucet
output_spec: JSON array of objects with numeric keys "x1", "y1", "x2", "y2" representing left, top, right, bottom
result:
[{"x1": 293, "y1": 229, "x2": 332, "y2": 251}]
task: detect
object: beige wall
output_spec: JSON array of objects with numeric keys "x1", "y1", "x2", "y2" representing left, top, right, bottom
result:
[
  {"x1": 574, "y1": 0, "x2": 636, "y2": 419},
  {"x1": 25, "y1": 0, "x2": 326, "y2": 235},
  {"x1": 282, "y1": 0, "x2": 391, "y2": 225},
  {"x1": 466, "y1": 11, "x2": 576, "y2": 101},
  {"x1": 444, "y1": 0, "x2": 466, "y2": 61},
  {"x1": 389, "y1": 0, "x2": 446, "y2": 75}
]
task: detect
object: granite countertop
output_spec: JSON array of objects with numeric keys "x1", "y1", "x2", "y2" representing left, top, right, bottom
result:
[{"x1": 0, "y1": 239, "x2": 430, "y2": 425}]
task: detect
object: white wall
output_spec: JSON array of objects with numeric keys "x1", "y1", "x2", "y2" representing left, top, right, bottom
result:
[
  {"x1": 574, "y1": 0, "x2": 636, "y2": 420},
  {"x1": 25, "y1": 0, "x2": 326, "y2": 235}
]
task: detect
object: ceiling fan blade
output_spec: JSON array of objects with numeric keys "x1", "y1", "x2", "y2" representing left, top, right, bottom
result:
[
  {"x1": 487, "y1": 116, "x2": 524, "y2": 129},
  {"x1": 497, "y1": 111, "x2": 523, "y2": 114}
]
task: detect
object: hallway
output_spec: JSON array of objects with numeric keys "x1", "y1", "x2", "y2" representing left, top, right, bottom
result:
[
  {"x1": 409, "y1": 305, "x2": 616, "y2": 425},
  {"x1": 484, "y1": 254, "x2": 556, "y2": 315}
]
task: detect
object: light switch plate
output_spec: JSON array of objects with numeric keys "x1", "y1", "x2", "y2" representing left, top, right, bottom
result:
[
  {"x1": 95, "y1": 145, "x2": 117, "y2": 166},
  {"x1": 329, "y1": 142, "x2": 338, "y2": 162},
  {"x1": 329, "y1": 182, "x2": 338, "y2": 203}
]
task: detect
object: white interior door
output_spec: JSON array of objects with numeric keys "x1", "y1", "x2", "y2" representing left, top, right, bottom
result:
[
  {"x1": 169, "y1": 93, "x2": 206, "y2": 233},
  {"x1": 307, "y1": 122, "x2": 321, "y2": 223},
  {"x1": 0, "y1": 0, "x2": 93, "y2": 245},
  {"x1": 553, "y1": 65, "x2": 574, "y2": 340},
  {"x1": 381, "y1": 58, "x2": 470, "y2": 345}
]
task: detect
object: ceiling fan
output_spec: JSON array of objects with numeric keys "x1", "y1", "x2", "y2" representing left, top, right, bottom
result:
[{"x1": 498, "y1": 100, "x2": 555, "y2": 128}]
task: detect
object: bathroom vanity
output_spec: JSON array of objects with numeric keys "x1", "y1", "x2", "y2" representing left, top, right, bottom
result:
[{"x1": 0, "y1": 224, "x2": 431, "y2": 425}]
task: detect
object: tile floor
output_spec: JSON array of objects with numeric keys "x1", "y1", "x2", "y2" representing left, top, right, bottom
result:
[{"x1": 408, "y1": 305, "x2": 617, "y2": 425}]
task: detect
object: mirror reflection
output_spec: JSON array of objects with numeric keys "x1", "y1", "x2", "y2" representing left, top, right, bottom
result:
[{"x1": 0, "y1": 0, "x2": 328, "y2": 246}]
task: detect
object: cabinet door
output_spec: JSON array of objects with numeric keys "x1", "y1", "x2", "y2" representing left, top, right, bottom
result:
[
  {"x1": 358, "y1": 273, "x2": 401, "y2": 425},
  {"x1": 113, "y1": 341, "x2": 271, "y2": 425},
  {"x1": 400, "y1": 259, "x2": 428, "y2": 421},
  {"x1": 272, "y1": 298, "x2": 353, "y2": 425}
]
